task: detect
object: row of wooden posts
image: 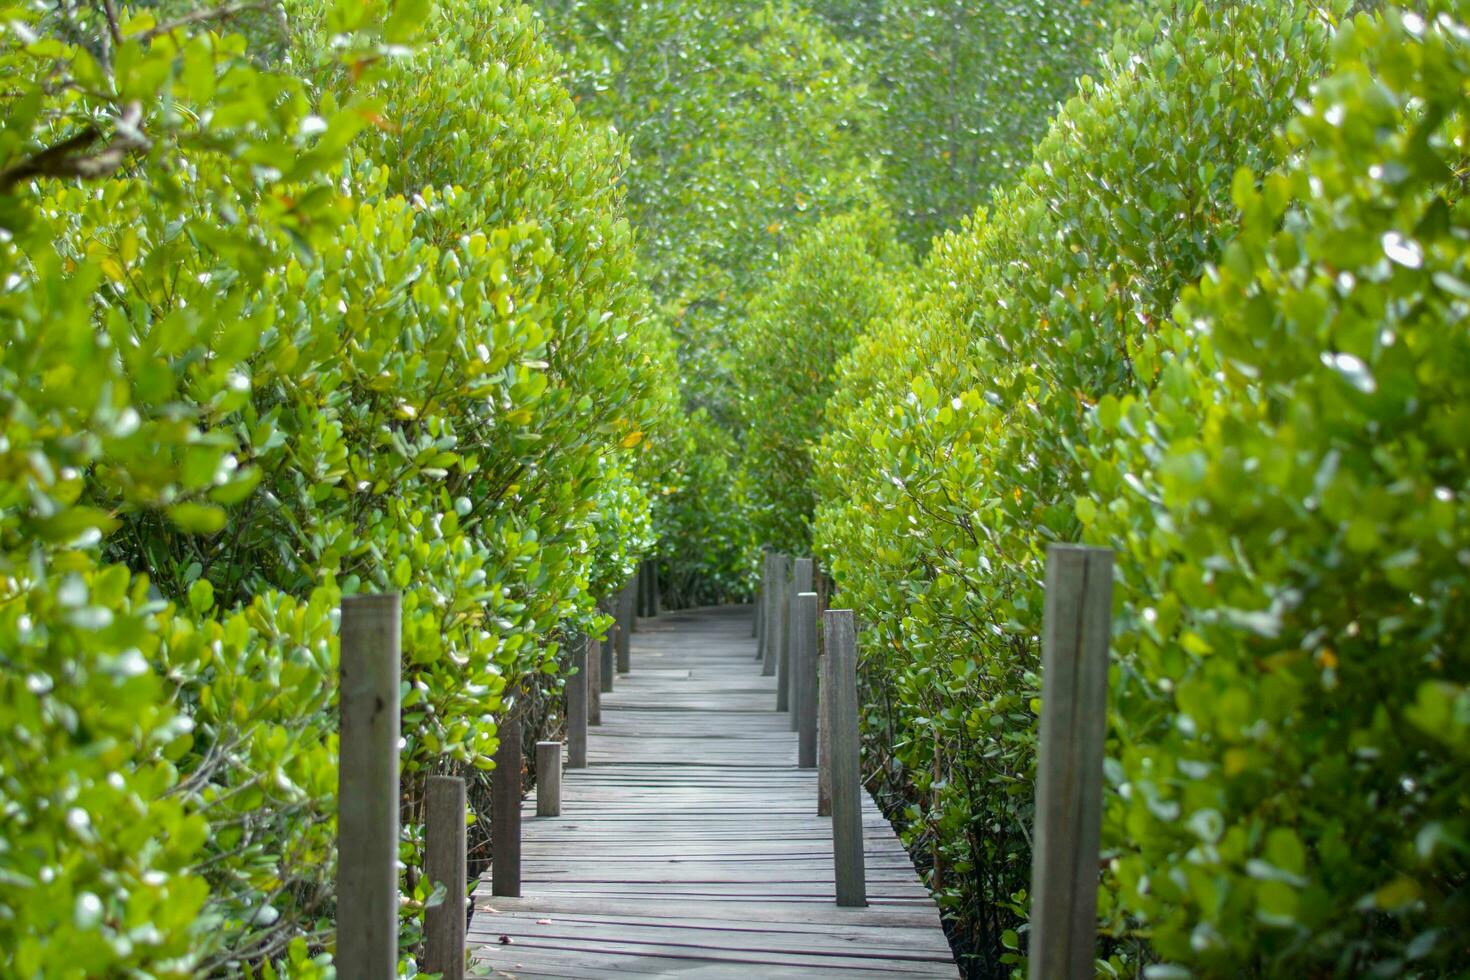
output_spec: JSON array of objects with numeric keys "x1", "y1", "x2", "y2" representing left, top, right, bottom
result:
[
  {"x1": 335, "y1": 542, "x2": 1112, "y2": 980},
  {"x1": 335, "y1": 564, "x2": 654, "y2": 979},
  {"x1": 755, "y1": 544, "x2": 1114, "y2": 980},
  {"x1": 751, "y1": 552, "x2": 869, "y2": 907}
]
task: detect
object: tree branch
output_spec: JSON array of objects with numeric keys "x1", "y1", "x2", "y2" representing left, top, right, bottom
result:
[{"x1": 0, "y1": 101, "x2": 146, "y2": 192}]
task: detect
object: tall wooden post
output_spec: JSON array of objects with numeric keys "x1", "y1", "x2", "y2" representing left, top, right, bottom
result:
[
  {"x1": 338, "y1": 593, "x2": 401, "y2": 979},
  {"x1": 796, "y1": 592, "x2": 819, "y2": 769},
  {"x1": 784, "y1": 559, "x2": 813, "y2": 729},
  {"x1": 424, "y1": 775, "x2": 466, "y2": 980},
  {"x1": 616, "y1": 579, "x2": 634, "y2": 673},
  {"x1": 491, "y1": 708, "x2": 522, "y2": 897},
  {"x1": 587, "y1": 633, "x2": 603, "y2": 726},
  {"x1": 567, "y1": 638, "x2": 588, "y2": 767},
  {"x1": 825, "y1": 609, "x2": 866, "y2": 906},
  {"x1": 1028, "y1": 545, "x2": 1113, "y2": 980},
  {"x1": 601, "y1": 598, "x2": 616, "y2": 694},
  {"x1": 818, "y1": 579, "x2": 832, "y2": 816},
  {"x1": 762, "y1": 554, "x2": 786, "y2": 678},
  {"x1": 536, "y1": 742, "x2": 562, "y2": 817},
  {"x1": 756, "y1": 551, "x2": 772, "y2": 660}
]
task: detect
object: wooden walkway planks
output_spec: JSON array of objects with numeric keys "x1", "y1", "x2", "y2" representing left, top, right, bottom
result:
[{"x1": 470, "y1": 604, "x2": 958, "y2": 979}]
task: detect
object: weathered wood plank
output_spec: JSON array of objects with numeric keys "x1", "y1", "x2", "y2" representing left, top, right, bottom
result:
[
  {"x1": 337, "y1": 593, "x2": 400, "y2": 980},
  {"x1": 1028, "y1": 545, "x2": 1113, "y2": 980},
  {"x1": 470, "y1": 604, "x2": 956, "y2": 978}
]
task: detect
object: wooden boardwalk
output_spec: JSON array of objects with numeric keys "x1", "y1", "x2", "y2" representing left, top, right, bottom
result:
[{"x1": 468, "y1": 604, "x2": 959, "y2": 978}]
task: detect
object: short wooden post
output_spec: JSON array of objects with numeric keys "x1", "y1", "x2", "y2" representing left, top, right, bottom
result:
[
  {"x1": 785, "y1": 559, "x2": 814, "y2": 729},
  {"x1": 491, "y1": 709, "x2": 522, "y2": 897},
  {"x1": 825, "y1": 609, "x2": 866, "y2": 906},
  {"x1": 587, "y1": 634, "x2": 603, "y2": 726},
  {"x1": 424, "y1": 775, "x2": 466, "y2": 980},
  {"x1": 796, "y1": 592, "x2": 819, "y2": 768},
  {"x1": 762, "y1": 554, "x2": 786, "y2": 677},
  {"x1": 536, "y1": 742, "x2": 562, "y2": 817},
  {"x1": 1027, "y1": 545, "x2": 1113, "y2": 980},
  {"x1": 616, "y1": 580, "x2": 633, "y2": 672},
  {"x1": 567, "y1": 639, "x2": 588, "y2": 767},
  {"x1": 338, "y1": 593, "x2": 401, "y2": 979}
]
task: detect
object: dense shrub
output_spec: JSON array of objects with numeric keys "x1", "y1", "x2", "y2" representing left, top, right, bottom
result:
[
  {"x1": 734, "y1": 206, "x2": 912, "y2": 553},
  {"x1": 1079, "y1": 3, "x2": 1470, "y2": 972},
  {"x1": 814, "y1": 1, "x2": 1344, "y2": 973},
  {"x1": 1, "y1": 0, "x2": 675, "y2": 974},
  {"x1": 807, "y1": 0, "x2": 1129, "y2": 250},
  {"x1": 537, "y1": 0, "x2": 880, "y2": 603}
]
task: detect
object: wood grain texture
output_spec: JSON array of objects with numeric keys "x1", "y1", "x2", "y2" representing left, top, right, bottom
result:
[
  {"x1": 424, "y1": 775, "x2": 467, "y2": 980},
  {"x1": 587, "y1": 633, "x2": 603, "y2": 727},
  {"x1": 796, "y1": 592, "x2": 819, "y2": 769},
  {"x1": 492, "y1": 709, "x2": 523, "y2": 897},
  {"x1": 469, "y1": 604, "x2": 955, "y2": 978},
  {"x1": 1028, "y1": 545, "x2": 1113, "y2": 980},
  {"x1": 618, "y1": 579, "x2": 636, "y2": 671},
  {"x1": 763, "y1": 555, "x2": 787, "y2": 678},
  {"x1": 537, "y1": 742, "x2": 563, "y2": 817},
  {"x1": 337, "y1": 593, "x2": 400, "y2": 979},
  {"x1": 784, "y1": 559, "x2": 813, "y2": 729},
  {"x1": 825, "y1": 609, "x2": 866, "y2": 907},
  {"x1": 568, "y1": 639, "x2": 588, "y2": 767}
]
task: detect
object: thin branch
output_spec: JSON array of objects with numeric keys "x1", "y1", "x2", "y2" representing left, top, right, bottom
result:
[
  {"x1": 0, "y1": 101, "x2": 146, "y2": 192},
  {"x1": 136, "y1": 0, "x2": 274, "y2": 42}
]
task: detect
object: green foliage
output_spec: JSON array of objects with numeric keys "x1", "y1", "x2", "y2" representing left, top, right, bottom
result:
[
  {"x1": 1078, "y1": 3, "x2": 1470, "y2": 972},
  {"x1": 538, "y1": 0, "x2": 876, "y2": 416},
  {"x1": 734, "y1": 205, "x2": 912, "y2": 553},
  {"x1": 814, "y1": 1, "x2": 1344, "y2": 973},
  {"x1": 810, "y1": 0, "x2": 1128, "y2": 250},
  {"x1": 536, "y1": 0, "x2": 880, "y2": 600},
  {"x1": 653, "y1": 410, "x2": 759, "y2": 607},
  {"x1": 1, "y1": 0, "x2": 675, "y2": 974}
]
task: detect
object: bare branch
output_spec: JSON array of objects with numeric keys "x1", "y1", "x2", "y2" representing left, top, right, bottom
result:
[
  {"x1": 0, "y1": 101, "x2": 147, "y2": 192},
  {"x1": 136, "y1": 0, "x2": 275, "y2": 42}
]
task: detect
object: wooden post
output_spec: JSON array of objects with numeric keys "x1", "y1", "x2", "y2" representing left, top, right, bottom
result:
[
  {"x1": 491, "y1": 709, "x2": 522, "y2": 897},
  {"x1": 776, "y1": 584, "x2": 791, "y2": 712},
  {"x1": 337, "y1": 593, "x2": 400, "y2": 979},
  {"x1": 785, "y1": 559, "x2": 813, "y2": 729},
  {"x1": 587, "y1": 633, "x2": 603, "y2": 726},
  {"x1": 424, "y1": 775, "x2": 466, "y2": 980},
  {"x1": 818, "y1": 577, "x2": 832, "y2": 816},
  {"x1": 817, "y1": 670, "x2": 832, "y2": 816},
  {"x1": 616, "y1": 580, "x2": 633, "y2": 673},
  {"x1": 753, "y1": 582, "x2": 763, "y2": 644},
  {"x1": 752, "y1": 556, "x2": 761, "y2": 640},
  {"x1": 567, "y1": 638, "x2": 588, "y2": 767},
  {"x1": 756, "y1": 551, "x2": 772, "y2": 659},
  {"x1": 796, "y1": 592, "x2": 819, "y2": 769},
  {"x1": 651, "y1": 560, "x2": 661, "y2": 617},
  {"x1": 762, "y1": 554, "x2": 786, "y2": 677},
  {"x1": 825, "y1": 609, "x2": 866, "y2": 906},
  {"x1": 1027, "y1": 545, "x2": 1113, "y2": 980},
  {"x1": 624, "y1": 575, "x2": 639, "y2": 636},
  {"x1": 601, "y1": 623, "x2": 616, "y2": 694},
  {"x1": 536, "y1": 742, "x2": 562, "y2": 817}
]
